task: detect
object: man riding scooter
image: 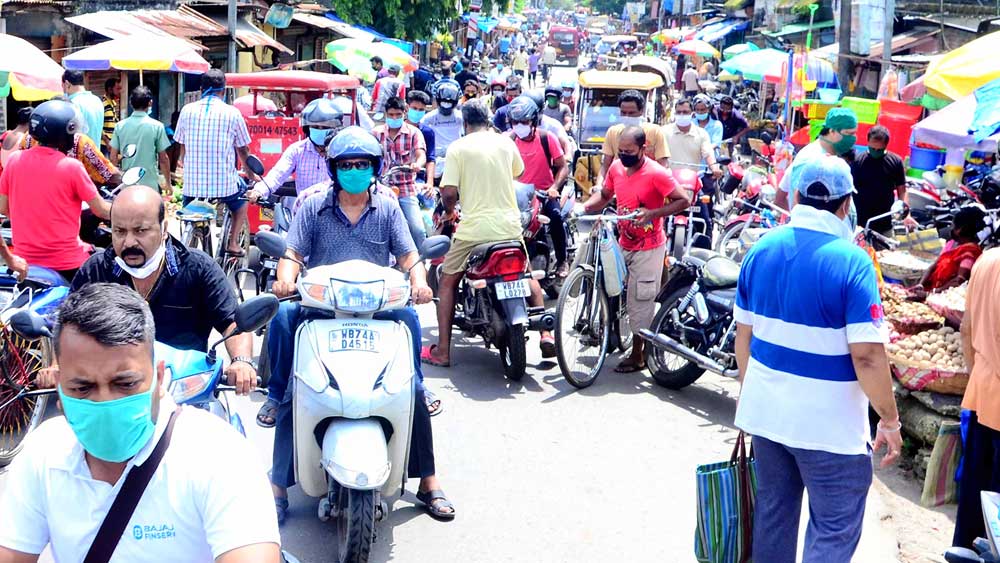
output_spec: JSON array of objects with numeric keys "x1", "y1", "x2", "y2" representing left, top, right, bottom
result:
[
  {"x1": 263, "y1": 127, "x2": 456, "y2": 524},
  {"x1": 247, "y1": 98, "x2": 346, "y2": 204}
]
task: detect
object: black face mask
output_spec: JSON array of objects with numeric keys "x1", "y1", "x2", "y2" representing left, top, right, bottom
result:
[{"x1": 618, "y1": 152, "x2": 640, "y2": 167}]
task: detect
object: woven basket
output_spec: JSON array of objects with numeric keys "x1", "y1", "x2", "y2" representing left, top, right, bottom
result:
[
  {"x1": 890, "y1": 356, "x2": 970, "y2": 395},
  {"x1": 889, "y1": 316, "x2": 944, "y2": 335},
  {"x1": 879, "y1": 262, "x2": 925, "y2": 286}
]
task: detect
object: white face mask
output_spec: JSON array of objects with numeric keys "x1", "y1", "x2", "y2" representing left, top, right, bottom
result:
[
  {"x1": 619, "y1": 116, "x2": 643, "y2": 127},
  {"x1": 115, "y1": 241, "x2": 166, "y2": 279},
  {"x1": 675, "y1": 114, "x2": 692, "y2": 127},
  {"x1": 512, "y1": 123, "x2": 533, "y2": 139}
]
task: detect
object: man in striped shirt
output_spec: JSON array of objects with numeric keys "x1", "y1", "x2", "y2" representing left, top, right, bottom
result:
[
  {"x1": 101, "y1": 77, "x2": 121, "y2": 156},
  {"x1": 373, "y1": 96, "x2": 427, "y2": 246},
  {"x1": 734, "y1": 155, "x2": 902, "y2": 563},
  {"x1": 173, "y1": 69, "x2": 253, "y2": 256}
]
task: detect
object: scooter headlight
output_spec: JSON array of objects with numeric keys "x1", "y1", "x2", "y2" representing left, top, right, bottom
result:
[
  {"x1": 328, "y1": 279, "x2": 410, "y2": 314},
  {"x1": 168, "y1": 370, "x2": 214, "y2": 403}
]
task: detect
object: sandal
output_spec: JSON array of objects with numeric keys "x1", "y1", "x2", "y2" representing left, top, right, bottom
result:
[
  {"x1": 539, "y1": 335, "x2": 557, "y2": 358},
  {"x1": 274, "y1": 496, "x2": 289, "y2": 526},
  {"x1": 256, "y1": 398, "x2": 279, "y2": 428},
  {"x1": 614, "y1": 360, "x2": 646, "y2": 373},
  {"x1": 420, "y1": 344, "x2": 451, "y2": 367},
  {"x1": 425, "y1": 389, "x2": 443, "y2": 417},
  {"x1": 416, "y1": 489, "x2": 456, "y2": 521}
]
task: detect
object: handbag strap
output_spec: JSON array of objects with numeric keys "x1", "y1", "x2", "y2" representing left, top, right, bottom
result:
[{"x1": 83, "y1": 408, "x2": 182, "y2": 563}]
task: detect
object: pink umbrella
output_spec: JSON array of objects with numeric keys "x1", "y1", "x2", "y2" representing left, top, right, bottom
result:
[
  {"x1": 233, "y1": 94, "x2": 278, "y2": 118},
  {"x1": 900, "y1": 75, "x2": 927, "y2": 103}
]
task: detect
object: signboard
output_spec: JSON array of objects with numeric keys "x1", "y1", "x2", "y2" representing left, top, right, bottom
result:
[{"x1": 626, "y1": 2, "x2": 645, "y2": 23}]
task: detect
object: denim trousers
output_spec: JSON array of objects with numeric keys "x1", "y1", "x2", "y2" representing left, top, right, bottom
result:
[
  {"x1": 397, "y1": 195, "x2": 427, "y2": 248},
  {"x1": 267, "y1": 302, "x2": 435, "y2": 488},
  {"x1": 953, "y1": 411, "x2": 1000, "y2": 548},
  {"x1": 752, "y1": 435, "x2": 873, "y2": 563}
]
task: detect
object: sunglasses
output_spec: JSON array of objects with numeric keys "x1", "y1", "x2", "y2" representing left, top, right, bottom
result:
[{"x1": 335, "y1": 161, "x2": 373, "y2": 171}]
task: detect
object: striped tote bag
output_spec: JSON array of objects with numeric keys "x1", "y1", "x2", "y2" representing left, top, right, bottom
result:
[{"x1": 694, "y1": 431, "x2": 757, "y2": 563}]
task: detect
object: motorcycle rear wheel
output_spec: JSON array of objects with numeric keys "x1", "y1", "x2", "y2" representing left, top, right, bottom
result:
[
  {"x1": 644, "y1": 285, "x2": 706, "y2": 390},
  {"x1": 556, "y1": 268, "x2": 610, "y2": 388},
  {"x1": 671, "y1": 225, "x2": 688, "y2": 260},
  {"x1": 500, "y1": 323, "x2": 527, "y2": 381},
  {"x1": 336, "y1": 487, "x2": 376, "y2": 563}
]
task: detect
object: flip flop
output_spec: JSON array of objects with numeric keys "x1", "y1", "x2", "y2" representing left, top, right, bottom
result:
[
  {"x1": 416, "y1": 489, "x2": 456, "y2": 521},
  {"x1": 425, "y1": 389, "x2": 444, "y2": 417},
  {"x1": 256, "y1": 398, "x2": 279, "y2": 428},
  {"x1": 420, "y1": 345, "x2": 451, "y2": 367},
  {"x1": 614, "y1": 360, "x2": 646, "y2": 373},
  {"x1": 539, "y1": 335, "x2": 557, "y2": 358},
  {"x1": 274, "y1": 496, "x2": 289, "y2": 526}
]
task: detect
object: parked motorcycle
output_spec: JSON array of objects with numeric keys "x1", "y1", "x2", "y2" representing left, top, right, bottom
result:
[
  {"x1": 254, "y1": 230, "x2": 449, "y2": 563},
  {"x1": 515, "y1": 181, "x2": 576, "y2": 299}
]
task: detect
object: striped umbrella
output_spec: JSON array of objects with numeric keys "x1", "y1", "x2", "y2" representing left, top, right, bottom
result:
[
  {"x1": 325, "y1": 38, "x2": 418, "y2": 83},
  {"x1": 673, "y1": 39, "x2": 721, "y2": 59},
  {"x1": 722, "y1": 43, "x2": 759, "y2": 60},
  {"x1": 0, "y1": 34, "x2": 64, "y2": 101},
  {"x1": 62, "y1": 36, "x2": 210, "y2": 84}
]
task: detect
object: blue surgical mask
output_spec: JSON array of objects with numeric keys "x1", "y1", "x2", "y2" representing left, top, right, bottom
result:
[
  {"x1": 695, "y1": 112, "x2": 710, "y2": 121},
  {"x1": 386, "y1": 117, "x2": 404, "y2": 129},
  {"x1": 337, "y1": 167, "x2": 374, "y2": 194},
  {"x1": 407, "y1": 108, "x2": 426, "y2": 123},
  {"x1": 309, "y1": 128, "x2": 330, "y2": 147},
  {"x1": 58, "y1": 371, "x2": 158, "y2": 462}
]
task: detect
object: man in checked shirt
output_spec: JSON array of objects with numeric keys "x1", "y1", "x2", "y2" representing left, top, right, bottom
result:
[{"x1": 372, "y1": 96, "x2": 428, "y2": 246}]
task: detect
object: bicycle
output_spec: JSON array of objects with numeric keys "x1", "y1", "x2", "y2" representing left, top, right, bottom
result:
[
  {"x1": 176, "y1": 177, "x2": 252, "y2": 282},
  {"x1": 554, "y1": 210, "x2": 637, "y2": 389}
]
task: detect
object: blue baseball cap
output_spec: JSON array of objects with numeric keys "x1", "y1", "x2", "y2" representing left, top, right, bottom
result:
[{"x1": 795, "y1": 154, "x2": 856, "y2": 202}]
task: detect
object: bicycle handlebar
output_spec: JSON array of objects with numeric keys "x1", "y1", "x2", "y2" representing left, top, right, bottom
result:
[{"x1": 576, "y1": 211, "x2": 639, "y2": 221}]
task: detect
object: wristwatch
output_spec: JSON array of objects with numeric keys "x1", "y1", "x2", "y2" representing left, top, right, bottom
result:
[{"x1": 231, "y1": 356, "x2": 258, "y2": 370}]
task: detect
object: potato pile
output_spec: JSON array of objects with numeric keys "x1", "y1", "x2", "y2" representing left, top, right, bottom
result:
[
  {"x1": 927, "y1": 283, "x2": 967, "y2": 313},
  {"x1": 885, "y1": 300, "x2": 944, "y2": 324},
  {"x1": 879, "y1": 250, "x2": 932, "y2": 273},
  {"x1": 887, "y1": 327, "x2": 966, "y2": 372}
]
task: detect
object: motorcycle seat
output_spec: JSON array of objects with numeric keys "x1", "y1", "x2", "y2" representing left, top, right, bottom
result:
[
  {"x1": 703, "y1": 256, "x2": 740, "y2": 288},
  {"x1": 688, "y1": 248, "x2": 720, "y2": 262},
  {"x1": 467, "y1": 240, "x2": 524, "y2": 269}
]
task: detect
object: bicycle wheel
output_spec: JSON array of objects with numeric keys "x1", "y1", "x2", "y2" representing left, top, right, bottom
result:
[
  {"x1": 555, "y1": 268, "x2": 611, "y2": 389},
  {"x1": 612, "y1": 288, "x2": 634, "y2": 352},
  {"x1": 0, "y1": 330, "x2": 52, "y2": 466},
  {"x1": 219, "y1": 210, "x2": 250, "y2": 282}
]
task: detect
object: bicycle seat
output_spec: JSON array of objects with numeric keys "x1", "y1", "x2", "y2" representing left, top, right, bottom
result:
[
  {"x1": 176, "y1": 200, "x2": 216, "y2": 221},
  {"x1": 703, "y1": 256, "x2": 740, "y2": 288}
]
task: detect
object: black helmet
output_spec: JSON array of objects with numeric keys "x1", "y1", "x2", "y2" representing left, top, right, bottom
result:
[
  {"x1": 29, "y1": 100, "x2": 79, "y2": 153},
  {"x1": 544, "y1": 84, "x2": 562, "y2": 99},
  {"x1": 523, "y1": 89, "x2": 545, "y2": 111},
  {"x1": 507, "y1": 96, "x2": 539, "y2": 125},
  {"x1": 435, "y1": 82, "x2": 461, "y2": 105}
]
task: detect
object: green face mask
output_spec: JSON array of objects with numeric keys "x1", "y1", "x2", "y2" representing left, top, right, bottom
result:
[
  {"x1": 58, "y1": 371, "x2": 158, "y2": 462},
  {"x1": 546, "y1": 97, "x2": 559, "y2": 108},
  {"x1": 832, "y1": 132, "x2": 857, "y2": 155},
  {"x1": 868, "y1": 148, "x2": 886, "y2": 159},
  {"x1": 337, "y1": 167, "x2": 374, "y2": 194}
]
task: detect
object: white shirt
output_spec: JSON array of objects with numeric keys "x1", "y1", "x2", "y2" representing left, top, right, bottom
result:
[
  {"x1": 421, "y1": 108, "x2": 465, "y2": 178},
  {"x1": 0, "y1": 396, "x2": 279, "y2": 562}
]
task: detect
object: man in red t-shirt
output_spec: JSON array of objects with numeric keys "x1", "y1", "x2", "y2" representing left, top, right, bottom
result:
[
  {"x1": 0, "y1": 100, "x2": 110, "y2": 281},
  {"x1": 508, "y1": 96, "x2": 571, "y2": 276},
  {"x1": 581, "y1": 125, "x2": 690, "y2": 372}
]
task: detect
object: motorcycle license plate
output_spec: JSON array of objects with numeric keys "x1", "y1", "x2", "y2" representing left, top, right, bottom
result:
[
  {"x1": 262, "y1": 259, "x2": 278, "y2": 270},
  {"x1": 495, "y1": 279, "x2": 530, "y2": 300},
  {"x1": 329, "y1": 328, "x2": 381, "y2": 353}
]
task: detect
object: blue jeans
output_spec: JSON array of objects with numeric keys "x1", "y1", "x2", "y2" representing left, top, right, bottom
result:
[
  {"x1": 752, "y1": 436, "x2": 873, "y2": 563},
  {"x1": 398, "y1": 195, "x2": 427, "y2": 248},
  {"x1": 266, "y1": 302, "x2": 435, "y2": 487}
]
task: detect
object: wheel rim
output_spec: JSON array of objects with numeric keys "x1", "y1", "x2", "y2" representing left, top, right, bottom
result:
[
  {"x1": 648, "y1": 296, "x2": 698, "y2": 373},
  {"x1": 718, "y1": 226, "x2": 747, "y2": 261},
  {"x1": 0, "y1": 331, "x2": 48, "y2": 458},
  {"x1": 335, "y1": 488, "x2": 349, "y2": 561},
  {"x1": 557, "y1": 271, "x2": 609, "y2": 384}
]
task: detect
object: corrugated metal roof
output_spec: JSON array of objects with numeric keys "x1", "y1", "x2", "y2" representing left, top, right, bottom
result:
[{"x1": 66, "y1": 6, "x2": 292, "y2": 55}]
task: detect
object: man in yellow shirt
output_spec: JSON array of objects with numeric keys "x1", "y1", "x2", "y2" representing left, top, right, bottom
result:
[
  {"x1": 598, "y1": 90, "x2": 669, "y2": 186},
  {"x1": 512, "y1": 47, "x2": 530, "y2": 80},
  {"x1": 423, "y1": 100, "x2": 553, "y2": 366}
]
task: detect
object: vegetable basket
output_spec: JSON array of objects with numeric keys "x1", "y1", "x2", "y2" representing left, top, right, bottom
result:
[{"x1": 890, "y1": 356, "x2": 970, "y2": 395}]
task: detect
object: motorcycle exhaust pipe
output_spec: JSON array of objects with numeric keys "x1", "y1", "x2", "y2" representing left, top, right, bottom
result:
[
  {"x1": 528, "y1": 311, "x2": 556, "y2": 331},
  {"x1": 639, "y1": 329, "x2": 739, "y2": 378}
]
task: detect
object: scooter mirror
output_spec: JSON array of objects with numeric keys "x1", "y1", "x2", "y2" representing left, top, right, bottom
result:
[
  {"x1": 121, "y1": 167, "x2": 146, "y2": 187},
  {"x1": 891, "y1": 199, "x2": 908, "y2": 218},
  {"x1": 419, "y1": 235, "x2": 452, "y2": 261},
  {"x1": 255, "y1": 231, "x2": 287, "y2": 259},
  {"x1": 246, "y1": 154, "x2": 266, "y2": 176},
  {"x1": 122, "y1": 144, "x2": 138, "y2": 158},
  {"x1": 9, "y1": 310, "x2": 51, "y2": 341},
  {"x1": 234, "y1": 294, "x2": 280, "y2": 334},
  {"x1": 942, "y1": 547, "x2": 985, "y2": 563}
]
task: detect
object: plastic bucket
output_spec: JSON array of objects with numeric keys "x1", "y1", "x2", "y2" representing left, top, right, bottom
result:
[
  {"x1": 817, "y1": 88, "x2": 841, "y2": 103},
  {"x1": 909, "y1": 145, "x2": 946, "y2": 170}
]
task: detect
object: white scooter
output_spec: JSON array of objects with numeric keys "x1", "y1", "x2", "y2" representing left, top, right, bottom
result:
[{"x1": 255, "y1": 231, "x2": 450, "y2": 563}]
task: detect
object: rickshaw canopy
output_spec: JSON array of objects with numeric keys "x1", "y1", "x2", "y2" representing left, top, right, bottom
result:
[
  {"x1": 578, "y1": 70, "x2": 663, "y2": 90},
  {"x1": 224, "y1": 70, "x2": 360, "y2": 92},
  {"x1": 600, "y1": 35, "x2": 639, "y2": 44},
  {"x1": 627, "y1": 55, "x2": 674, "y2": 86}
]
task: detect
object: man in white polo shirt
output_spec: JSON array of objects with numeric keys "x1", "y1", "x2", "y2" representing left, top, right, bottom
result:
[{"x1": 0, "y1": 283, "x2": 280, "y2": 563}]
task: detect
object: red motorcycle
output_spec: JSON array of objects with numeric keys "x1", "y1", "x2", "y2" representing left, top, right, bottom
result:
[
  {"x1": 516, "y1": 181, "x2": 576, "y2": 299},
  {"x1": 665, "y1": 165, "x2": 714, "y2": 260}
]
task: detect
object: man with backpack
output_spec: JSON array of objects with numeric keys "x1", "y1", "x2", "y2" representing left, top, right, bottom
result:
[{"x1": 506, "y1": 96, "x2": 570, "y2": 278}]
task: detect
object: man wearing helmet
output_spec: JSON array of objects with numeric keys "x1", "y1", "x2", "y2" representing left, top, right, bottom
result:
[
  {"x1": 0, "y1": 100, "x2": 111, "y2": 281},
  {"x1": 542, "y1": 84, "x2": 572, "y2": 132},
  {"x1": 264, "y1": 127, "x2": 455, "y2": 523},
  {"x1": 494, "y1": 90, "x2": 574, "y2": 158},
  {"x1": 420, "y1": 82, "x2": 464, "y2": 184},
  {"x1": 247, "y1": 98, "x2": 345, "y2": 203},
  {"x1": 507, "y1": 96, "x2": 572, "y2": 279},
  {"x1": 372, "y1": 63, "x2": 407, "y2": 115}
]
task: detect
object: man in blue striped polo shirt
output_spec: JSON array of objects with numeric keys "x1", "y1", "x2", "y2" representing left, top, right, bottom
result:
[{"x1": 733, "y1": 154, "x2": 902, "y2": 563}]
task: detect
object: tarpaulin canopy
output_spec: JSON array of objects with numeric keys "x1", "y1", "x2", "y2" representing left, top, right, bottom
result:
[
  {"x1": 912, "y1": 93, "x2": 999, "y2": 151},
  {"x1": 694, "y1": 19, "x2": 749, "y2": 44},
  {"x1": 924, "y1": 30, "x2": 1000, "y2": 101},
  {"x1": 323, "y1": 13, "x2": 413, "y2": 53},
  {"x1": 971, "y1": 77, "x2": 1000, "y2": 143},
  {"x1": 720, "y1": 48, "x2": 788, "y2": 81},
  {"x1": 723, "y1": 42, "x2": 759, "y2": 59}
]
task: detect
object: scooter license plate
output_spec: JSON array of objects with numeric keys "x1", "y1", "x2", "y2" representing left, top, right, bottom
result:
[
  {"x1": 495, "y1": 279, "x2": 530, "y2": 300},
  {"x1": 262, "y1": 259, "x2": 278, "y2": 270},
  {"x1": 329, "y1": 328, "x2": 381, "y2": 353}
]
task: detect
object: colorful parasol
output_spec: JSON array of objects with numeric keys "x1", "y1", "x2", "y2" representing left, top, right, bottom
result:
[
  {"x1": 651, "y1": 28, "x2": 693, "y2": 45},
  {"x1": 923, "y1": 30, "x2": 1000, "y2": 100},
  {"x1": 62, "y1": 36, "x2": 210, "y2": 84},
  {"x1": 722, "y1": 42, "x2": 759, "y2": 59},
  {"x1": 673, "y1": 39, "x2": 720, "y2": 59},
  {"x1": 0, "y1": 34, "x2": 65, "y2": 101},
  {"x1": 325, "y1": 38, "x2": 418, "y2": 83},
  {"x1": 719, "y1": 48, "x2": 790, "y2": 81}
]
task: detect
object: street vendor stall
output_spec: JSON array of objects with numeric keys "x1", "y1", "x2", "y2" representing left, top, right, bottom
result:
[{"x1": 0, "y1": 34, "x2": 64, "y2": 101}]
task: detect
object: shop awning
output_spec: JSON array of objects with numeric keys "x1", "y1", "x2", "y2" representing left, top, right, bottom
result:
[
  {"x1": 317, "y1": 14, "x2": 413, "y2": 53},
  {"x1": 694, "y1": 19, "x2": 749, "y2": 43},
  {"x1": 761, "y1": 20, "x2": 834, "y2": 38},
  {"x1": 290, "y1": 13, "x2": 373, "y2": 40},
  {"x1": 66, "y1": 6, "x2": 292, "y2": 55},
  {"x1": 866, "y1": 29, "x2": 939, "y2": 60}
]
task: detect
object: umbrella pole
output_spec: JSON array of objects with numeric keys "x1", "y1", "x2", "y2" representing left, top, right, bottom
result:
[{"x1": 139, "y1": 69, "x2": 144, "y2": 86}]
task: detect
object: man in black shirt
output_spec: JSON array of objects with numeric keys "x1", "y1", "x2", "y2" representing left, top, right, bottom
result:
[
  {"x1": 453, "y1": 59, "x2": 479, "y2": 92},
  {"x1": 69, "y1": 184, "x2": 258, "y2": 394},
  {"x1": 717, "y1": 96, "x2": 750, "y2": 145},
  {"x1": 850, "y1": 125, "x2": 916, "y2": 235}
]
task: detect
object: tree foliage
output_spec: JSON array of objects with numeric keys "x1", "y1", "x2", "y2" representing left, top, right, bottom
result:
[
  {"x1": 331, "y1": 0, "x2": 458, "y2": 41},
  {"x1": 584, "y1": 0, "x2": 625, "y2": 16}
]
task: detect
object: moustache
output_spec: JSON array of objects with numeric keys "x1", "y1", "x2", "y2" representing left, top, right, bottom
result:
[{"x1": 121, "y1": 247, "x2": 147, "y2": 260}]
